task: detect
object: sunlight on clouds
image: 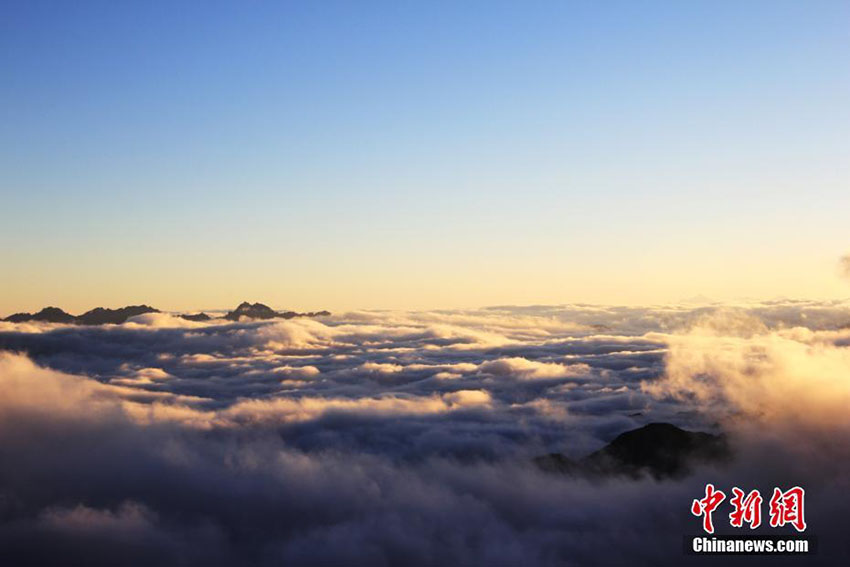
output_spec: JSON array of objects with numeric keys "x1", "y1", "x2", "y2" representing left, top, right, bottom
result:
[{"x1": 647, "y1": 318, "x2": 850, "y2": 436}]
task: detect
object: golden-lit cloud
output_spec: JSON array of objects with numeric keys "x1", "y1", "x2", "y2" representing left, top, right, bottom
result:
[{"x1": 645, "y1": 312, "x2": 850, "y2": 449}]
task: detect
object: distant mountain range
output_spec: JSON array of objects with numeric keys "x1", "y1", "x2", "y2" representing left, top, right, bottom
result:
[
  {"x1": 534, "y1": 422, "x2": 731, "y2": 479},
  {"x1": 4, "y1": 305, "x2": 159, "y2": 325},
  {"x1": 3, "y1": 302, "x2": 330, "y2": 326}
]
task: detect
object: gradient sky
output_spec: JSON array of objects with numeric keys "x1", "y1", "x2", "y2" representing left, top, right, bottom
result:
[{"x1": 2, "y1": 0, "x2": 849, "y2": 314}]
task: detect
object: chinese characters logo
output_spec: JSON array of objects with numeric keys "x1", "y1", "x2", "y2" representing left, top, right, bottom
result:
[{"x1": 691, "y1": 484, "x2": 806, "y2": 533}]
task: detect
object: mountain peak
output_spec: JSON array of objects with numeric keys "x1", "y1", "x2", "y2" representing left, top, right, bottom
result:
[
  {"x1": 32, "y1": 307, "x2": 76, "y2": 323},
  {"x1": 224, "y1": 302, "x2": 279, "y2": 321},
  {"x1": 535, "y1": 422, "x2": 731, "y2": 480},
  {"x1": 4, "y1": 306, "x2": 75, "y2": 323},
  {"x1": 180, "y1": 312, "x2": 212, "y2": 322},
  {"x1": 76, "y1": 305, "x2": 160, "y2": 325}
]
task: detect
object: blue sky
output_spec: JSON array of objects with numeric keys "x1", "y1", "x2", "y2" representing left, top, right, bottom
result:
[{"x1": 2, "y1": 1, "x2": 849, "y2": 312}]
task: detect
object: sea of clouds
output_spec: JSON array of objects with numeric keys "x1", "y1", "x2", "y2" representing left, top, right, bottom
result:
[{"x1": 1, "y1": 301, "x2": 849, "y2": 565}]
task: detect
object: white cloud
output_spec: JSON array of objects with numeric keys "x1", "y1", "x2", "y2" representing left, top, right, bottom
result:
[
  {"x1": 3, "y1": 301, "x2": 850, "y2": 564},
  {"x1": 478, "y1": 357, "x2": 591, "y2": 380}
]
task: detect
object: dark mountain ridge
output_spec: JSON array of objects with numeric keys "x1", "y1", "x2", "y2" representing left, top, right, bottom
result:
[
  {"x1": 4, "y1": 306, "x2": 76, "y2": 324},
  {"x1": 180, "y1": 312, "x2": 212, "y2": 322},
  {"x1": 223, "y1": 301, "x2": 330, "y2": 321},
  {"x1": 535, "y1": 422, "x2": 731, "y2": 479},
  {"x1": 76, "y1": 305, "x2": 160, "y2": 325},
  {"x1": 4, "y1": 302, "x2": 330, "y2": 325},
  {"x1": 3, "y1": 305, "x2": 159, "y2": 325}
]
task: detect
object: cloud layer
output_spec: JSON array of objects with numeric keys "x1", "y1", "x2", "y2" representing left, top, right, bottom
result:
[{"x1": 1, "y1": 301, "x2": 849, "y2": 565}]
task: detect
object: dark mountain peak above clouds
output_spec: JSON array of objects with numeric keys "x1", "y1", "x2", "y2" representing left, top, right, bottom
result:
[
  {"x1": 278, "y1": 309, "x2": 332, "y2": 319},
  {"x1": 4, "y1": 305, "x2": 159, "y2": 325},
  {"x1": 4, "y1": 306, "x2": 76, "y2": 323},
  {"x1": 307, "y1": 310, "x2": 332, "y2": 317},
  {"x1": 225, "y1": 302, "x2": 279, "y2": 321},
  {"x1": 224, "y1": 302, "x2": 331, "y2": 321},
  {"x1": 535, "y1": 422, "x2": 731, "y2": 479},
  {"x1": 180, "y1": 312, "x2": 212, "y2": 322},
  {"x1": 76, "y1": 305, "x2": 160, "y2": 325},
  {"x1": 584, "y1": 422, "x2": 731, "y2": 478},
  {"x1": 32, "y1": 307, "x2": 77, "y2": 323}
]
